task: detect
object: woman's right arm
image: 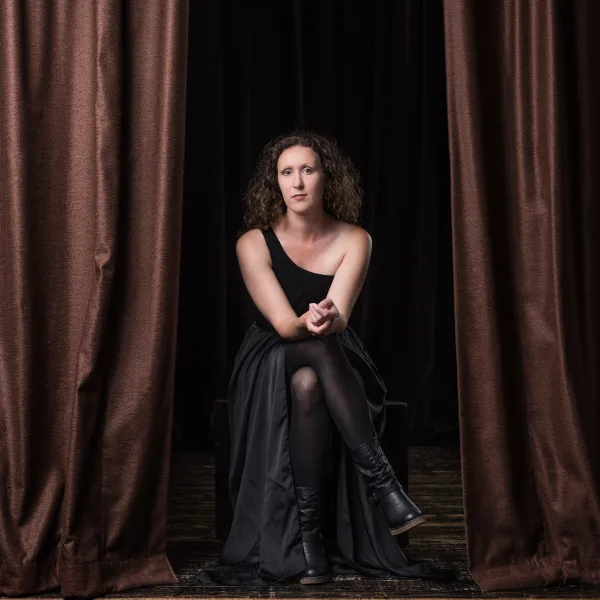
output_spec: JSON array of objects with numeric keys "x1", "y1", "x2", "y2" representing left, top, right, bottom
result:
[{"x1": 236, "y1": 229, "x2": 311, "y2": 341}]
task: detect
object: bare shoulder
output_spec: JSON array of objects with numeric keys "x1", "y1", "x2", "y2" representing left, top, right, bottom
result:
[
  {"x1": 236, "y1": 228, "x2": 270, "y2": 263},
  {"x1": 236, "y1": 228, "x2": 266, "y2": 252},
  {"x1": 335, "y1": 222, "x2": 372, "y2": 252}
]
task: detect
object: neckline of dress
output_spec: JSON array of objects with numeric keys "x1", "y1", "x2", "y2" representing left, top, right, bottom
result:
[{"x1": 268, "y1": 228, "x2": 335, "y2": 279}]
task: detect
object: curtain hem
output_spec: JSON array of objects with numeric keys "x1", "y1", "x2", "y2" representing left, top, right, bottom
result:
[
  {"x1": 472, "y1": 557, "x2": 600, "y2": 592},
  {"x1": 57, "y1": 552, "x2": 177, "y2": 597},
  {"x1": 1, "y1": 552, "x2": 177, "y2": 597},
  {"x1": 0, "y1": 552, "x2": 58, "y2": 596}
]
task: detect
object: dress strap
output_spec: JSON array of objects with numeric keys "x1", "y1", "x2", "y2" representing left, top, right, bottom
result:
[{"x1": 261, "y1": 227, "x2": 286, "y2": 267}]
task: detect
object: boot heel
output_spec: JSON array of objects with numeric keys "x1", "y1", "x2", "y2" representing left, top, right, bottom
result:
[
  {"x1": 300, "y1": 573, "x2": 331, "y2": 585},
  {"x1": 390, "y1": 514, "x2": 426, "y2": 535}
]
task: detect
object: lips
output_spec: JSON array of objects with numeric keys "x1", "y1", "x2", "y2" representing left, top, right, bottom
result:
[{"x1": 292, "y1": 194, "x2": 307, "y2": 199}]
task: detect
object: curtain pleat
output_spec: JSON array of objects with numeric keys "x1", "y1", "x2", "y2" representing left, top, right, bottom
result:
[
  {"x1": 0, "y1": 1, "x2": 188, "y2": 596},
  {"x1": 443, "y1": 0, "x2": 600, "y2": 591}
]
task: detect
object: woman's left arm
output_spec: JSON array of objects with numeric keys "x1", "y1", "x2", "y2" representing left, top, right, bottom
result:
[{"x1": 325, "y1": 227, "x2": 372, "y2": 334}]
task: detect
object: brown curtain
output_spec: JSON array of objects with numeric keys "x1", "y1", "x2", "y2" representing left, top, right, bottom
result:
[
  {"x1": 0, "y1": 1, "x2": 188, "y2": 596},
  {"x1": 443, "y1": 0, "x2": 600, "y2": 592}
]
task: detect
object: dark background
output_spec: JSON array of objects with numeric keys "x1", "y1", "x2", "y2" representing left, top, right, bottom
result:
[{"x1": 173, "y1": 0, "x2": 458, "y2": 451}]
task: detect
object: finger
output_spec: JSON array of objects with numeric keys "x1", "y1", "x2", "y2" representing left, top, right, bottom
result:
[
  {"x1": 308, "y1": 321, "x2": 326, "y2": 336},
  {"x1": 312, "y1": 304, "x2": 329, "y2": 319},
  {"x1": 311, "y1": 303, "x2": 333, "y2": 321},
  {"x1": 310, "y1": 305, "x2": 325, "y2": 325},
  {"x1": 315, "y1": 320, "x2": 332, "y2": 333},
  {"x1": 319, "y1": 300, "x2": 337, "y2": 318}
]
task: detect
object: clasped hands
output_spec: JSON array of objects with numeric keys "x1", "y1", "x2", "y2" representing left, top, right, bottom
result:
[{"x1": 304, "y1": 298, "x2": 339, "y2": 336}]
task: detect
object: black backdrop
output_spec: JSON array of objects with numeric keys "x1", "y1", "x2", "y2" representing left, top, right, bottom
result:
[{"x1": 173, "y1": 0, "x2": 457, "y2": 451}]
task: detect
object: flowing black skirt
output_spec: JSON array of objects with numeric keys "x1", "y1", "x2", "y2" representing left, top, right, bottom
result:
[{"x1": 213, "y1": 323, "x2": 449, "y2": 584}]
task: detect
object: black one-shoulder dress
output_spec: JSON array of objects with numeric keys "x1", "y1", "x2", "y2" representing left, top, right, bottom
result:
[{"x1": 213, "y1": 228, "x2": 447, "y2": 584}]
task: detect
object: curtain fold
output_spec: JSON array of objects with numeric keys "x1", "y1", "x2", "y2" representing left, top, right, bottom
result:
[
  {"x1": 443, "y1": 0, "x2": 600, "y2": 591},
  {"x1": 0, "y1": 1, "x2": 188, "y2": 596}
]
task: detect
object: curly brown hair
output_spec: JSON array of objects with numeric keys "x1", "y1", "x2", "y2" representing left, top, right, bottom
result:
[{"x1": 241, "y1": 131, "x2": 363, "y2": 233}]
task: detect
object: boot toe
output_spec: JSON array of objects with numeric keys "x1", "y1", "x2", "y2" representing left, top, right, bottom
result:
[{"x1": 377, "y1": 486, "x2": 424, "y2": 531}]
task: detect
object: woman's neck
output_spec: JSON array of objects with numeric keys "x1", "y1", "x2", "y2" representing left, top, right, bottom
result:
[{"x1": 277, "y1": 210, "x2": 333, "y2": 243}]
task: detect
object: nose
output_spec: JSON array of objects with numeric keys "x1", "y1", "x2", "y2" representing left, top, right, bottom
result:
[{"x1": 293, "y1": 171, "x2": 304, "y2": 189}]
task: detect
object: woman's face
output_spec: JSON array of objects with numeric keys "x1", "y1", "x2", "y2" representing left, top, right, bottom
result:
[{"x1": 277, "y1": 145, "x2": 325, "y2": 215}]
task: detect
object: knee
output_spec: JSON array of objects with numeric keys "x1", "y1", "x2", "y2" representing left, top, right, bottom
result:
[{"x1": 290, "y1": 367, "x2": 323, "y2": 412}]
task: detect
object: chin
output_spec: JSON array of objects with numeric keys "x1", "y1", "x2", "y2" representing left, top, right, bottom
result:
[{"x1": 291, "y1": 202, "x2": 322, "y2": 215}]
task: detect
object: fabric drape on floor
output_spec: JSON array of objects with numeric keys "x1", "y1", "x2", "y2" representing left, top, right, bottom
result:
[
  {"x1": 443, "y1": 0, "x2": 600, "y2": 592},
  {"x1": 0, "y1": 1, "x2": 188, "y2": 596}
]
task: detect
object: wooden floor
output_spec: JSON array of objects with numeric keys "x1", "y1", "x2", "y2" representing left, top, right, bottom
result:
[
  {"x1": 100, "y1": 446, "x2": 599, "y2": 599},
  {"x1": 11, "y1": 447, "x2": 592, "y2": 600}
]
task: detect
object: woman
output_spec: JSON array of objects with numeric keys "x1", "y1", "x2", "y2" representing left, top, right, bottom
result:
[{"x1": 214, "y1": 132, "x2": 447, "y2": 586}]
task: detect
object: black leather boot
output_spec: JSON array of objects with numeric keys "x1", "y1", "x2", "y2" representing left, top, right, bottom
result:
[
  {"x1": 295, "y1": 486, "x2": 330, "y2": 585},
  {"x1": 350, "y1": 436, "x2": 426, "y2": 535}
]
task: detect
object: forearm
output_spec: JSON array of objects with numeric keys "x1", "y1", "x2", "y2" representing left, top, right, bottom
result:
[
  {"x1": 330, "y1": 313, "x2": 348, "y2": 335},
  {"x1": 276, "y1": 312, "x2": 311, "y2": 341}
]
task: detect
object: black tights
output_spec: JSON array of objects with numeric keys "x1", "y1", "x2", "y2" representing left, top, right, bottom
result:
[{"x1": 285, "y1": 334, "x2": 375, "y2": 488}]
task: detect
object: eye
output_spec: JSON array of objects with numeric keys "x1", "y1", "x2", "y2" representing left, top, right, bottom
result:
[
  {"x1": 282, "y1": 169, "x2": 292, "y2": 176},
  {"x1": 304, "y1": 168, "x2": 314, "y2": 174}
]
